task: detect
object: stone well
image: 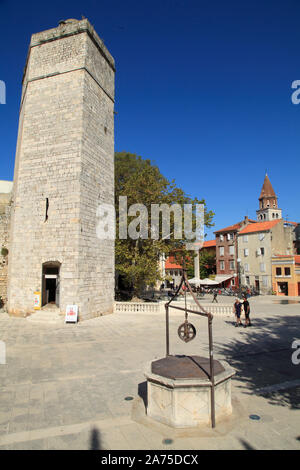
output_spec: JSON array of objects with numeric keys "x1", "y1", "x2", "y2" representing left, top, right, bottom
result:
[{"x1": 144, "y1": 355, "x2": 235, "y2": 428}]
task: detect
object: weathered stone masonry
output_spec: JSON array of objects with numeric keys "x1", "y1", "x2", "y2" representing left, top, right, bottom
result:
[
  {"x1": 7, "y1": 19, "x2": 115, "y2": 319},
  {"x1": 0, "y1": 190, "x2": 12, "y2": 305}
]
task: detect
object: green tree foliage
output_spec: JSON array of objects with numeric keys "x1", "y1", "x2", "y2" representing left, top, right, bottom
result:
[
  {"x1": 199, "y1": 251, "x2": 216, "y2": 278},
  {"x1": 115, "y1": 152, "x2": 214, "y2": 296}
]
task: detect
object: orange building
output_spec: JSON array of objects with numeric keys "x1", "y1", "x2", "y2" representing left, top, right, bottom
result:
[{"x1": 271, "y1": 255, "x2": 300, "y2": 296}]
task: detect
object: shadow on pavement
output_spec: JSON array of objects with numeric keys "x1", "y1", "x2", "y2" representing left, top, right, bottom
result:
[
  {"x1": 138, "y1": 381, "x2": 148, "y2": 409},
  {"x1": 90, "y1": 428, "x2": 102, "y2": 450},
  {"x1": 239, "y1": 438, "x2": 256, "y2": 450},
  {"x1": 216, "y1": 314, "x2": 300, "y2": 410}
]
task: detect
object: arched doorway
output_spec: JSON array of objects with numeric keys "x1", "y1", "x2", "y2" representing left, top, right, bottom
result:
[{"x1": 42, "y1": 262, "x2": 61, "y2": 307}]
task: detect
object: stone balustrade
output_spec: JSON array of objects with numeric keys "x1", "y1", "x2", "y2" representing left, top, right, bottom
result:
[
  {"x1": 114, "y1": 302, "x2": 161, "y2": 314},
  {"x1": 188, "y1": 303, "x2": 233, "y2": 317},
  {"x1": 114, "y1": 301, "x2": 234, "y2": 317}
]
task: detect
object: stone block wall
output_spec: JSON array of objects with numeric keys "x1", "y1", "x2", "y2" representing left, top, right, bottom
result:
[
  {"x1": 7, "y1": 19, "x2": 115, "y2": 319},
  {"x1": 0, "y1": 194, "x2": 11, "y2": 306}
]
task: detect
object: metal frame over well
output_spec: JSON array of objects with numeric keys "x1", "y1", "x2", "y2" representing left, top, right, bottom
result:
[{"x1": 165, "y1": 268, "x2": 216, "y2": 428}]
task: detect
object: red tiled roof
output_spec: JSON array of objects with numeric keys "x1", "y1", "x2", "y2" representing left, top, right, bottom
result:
[
  {"x1": 239, "y1": 219, "x2": 281, "y2": 234},
  {"x1": 165, "y1": 257, "x2": 182, "y2": 269},
  {"x1": 215, "y1": 222, "x2": 242, "y2": 234},
  {"x1": 214, "y1": 219, "x2": 256, "y2": 234},
  {"x1": 193, "y1": 239, "x2": 216, "y2": 248},
  {"x1": 203, "y1": 239, "x2": 216, "y2": 248}
]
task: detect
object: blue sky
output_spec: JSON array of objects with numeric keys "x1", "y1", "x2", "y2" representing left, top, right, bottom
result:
[{"x1": 0, "y1": 0, "x2": 299, "y2": 239}]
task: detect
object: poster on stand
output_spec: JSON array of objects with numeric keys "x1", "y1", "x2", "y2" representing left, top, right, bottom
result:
[{"x1": 65, "y1": 305, "x2": 78, "y2": 323}]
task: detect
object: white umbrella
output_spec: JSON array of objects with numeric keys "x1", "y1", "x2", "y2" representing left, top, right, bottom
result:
[
  {"x1": 188, "y1": 277, "x2": 202, "y2": 286},
  {"x1": 199, "y1": 278, "x2": 219, "y2": 285}
]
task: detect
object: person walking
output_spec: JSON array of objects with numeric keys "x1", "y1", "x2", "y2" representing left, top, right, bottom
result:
[
  {"x1": 233, "y1": 298, "x2": 243, "y2": 327},
  {"x1": 212, "y1": 290, "x2": 218, "y2": 303},
  {"x1": 242, "y1": 295, "x2": 251, "y2": 327}
]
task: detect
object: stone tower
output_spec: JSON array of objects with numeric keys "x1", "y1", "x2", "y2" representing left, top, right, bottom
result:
[
  {"x1": 7, "y1": 19, "x2": 115, "y2": 320},
  {"x1": 256, "y1": 173, "x2": 282, "y2": 222}
]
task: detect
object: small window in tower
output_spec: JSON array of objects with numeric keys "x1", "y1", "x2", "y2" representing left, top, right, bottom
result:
[
  {"x1": 267, "y1": 200, "x2": 270, "y2": 207},
  {"x1": 272, "y1": 213, "x2": 275, "y2": 218},
  {"x1": 45, "y1": 198, "x2": 49, "y2": 222},
  {"x1": 276, "y1": 213, "x2": 279, "y2": 218}
]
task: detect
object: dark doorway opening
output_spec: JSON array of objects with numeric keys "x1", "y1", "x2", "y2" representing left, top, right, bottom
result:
[
  {"x1": 46, "y1": 278, "x2": 56, "y2": 302},
  {"x1": 42, "y1": 262, "x2": 61, "y2": 307},
  {"x1": 278, "y1": 282, "x2": 288, "y2": 296}
]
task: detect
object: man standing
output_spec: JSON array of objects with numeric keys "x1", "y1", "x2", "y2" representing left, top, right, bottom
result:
[
  {"x1": 243, "y1": 295, "x2": 251, "y2": 327},
  {"x1": 212, "y1": 290, "x2": 218, "y2": 303}
]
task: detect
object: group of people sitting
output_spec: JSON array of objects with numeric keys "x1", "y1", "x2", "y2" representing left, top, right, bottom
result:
[{"x1": 233, "y1": 296, "x2": 251, "y2": 328}]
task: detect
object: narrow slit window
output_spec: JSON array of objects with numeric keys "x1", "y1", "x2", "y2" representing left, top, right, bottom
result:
[{"x1": 45, "y1": 198, "x2": 49, "y2": 222}]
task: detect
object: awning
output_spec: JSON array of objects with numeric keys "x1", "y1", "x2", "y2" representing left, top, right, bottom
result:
[
  {"x1": 200, "y1": 278, "x2": 219, "y2": 285},
  {"x1": 188, "y1": 277, "x2": 219, "y2": 286},
  {"x1": 214, "y1": 275, "x2": 234, "y2": 284},
  {"x1": 188, "y1": 277, "x2": 202, "y2": 285}
]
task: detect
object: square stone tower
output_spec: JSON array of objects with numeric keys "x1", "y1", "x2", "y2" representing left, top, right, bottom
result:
[{"x1": 7, "y1": 18, "x2": 115, "y2": 320}]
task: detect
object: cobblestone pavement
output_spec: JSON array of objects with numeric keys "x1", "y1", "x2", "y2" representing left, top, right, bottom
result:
[{"x1": 0, "y1": 296, "x2": 299, "y2": 450}]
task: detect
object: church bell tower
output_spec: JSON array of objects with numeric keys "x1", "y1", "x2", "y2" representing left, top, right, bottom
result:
[{"x1": 256, "y1": 174, "x2": 282, "y2": 222}]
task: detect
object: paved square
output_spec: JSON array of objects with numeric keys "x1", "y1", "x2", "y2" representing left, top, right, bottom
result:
[{"x1": 0, "y1": 295, "x2": 299, "y2": 450}]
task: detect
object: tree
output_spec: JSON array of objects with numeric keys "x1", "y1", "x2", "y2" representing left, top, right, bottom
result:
[
  {"x1": 199, "y1": 251, "x2": 216, "y2": 278},
  {"x1": 115, "y1": 152, "x2": 215, "y2": 297}
]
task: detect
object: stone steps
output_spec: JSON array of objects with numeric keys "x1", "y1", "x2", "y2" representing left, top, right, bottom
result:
[{"x1": 27, "y1": 305, "x2": 64, "y2": 324}]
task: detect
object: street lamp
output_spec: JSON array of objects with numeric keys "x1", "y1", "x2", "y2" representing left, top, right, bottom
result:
[{"x1": 237, "y1": 258, "x2": 241, "y2": 288}]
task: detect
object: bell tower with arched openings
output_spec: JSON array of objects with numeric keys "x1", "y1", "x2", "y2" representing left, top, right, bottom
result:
[{"x1": 256, "y1": 173, "x2": 282, "y2": 222}]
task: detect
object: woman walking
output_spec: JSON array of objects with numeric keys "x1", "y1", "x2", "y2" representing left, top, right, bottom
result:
[{"x1": 233, "y1": 298, "x2": 243, "y2": 327}]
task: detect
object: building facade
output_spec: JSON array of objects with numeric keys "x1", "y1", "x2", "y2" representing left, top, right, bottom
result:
[
  {"x1": 237, "y1": 219, "x2": 296, "y2": 294},
  {"x1": 214, "y1": 217, "x2": 255, "y2": 287},
  {"x1": 236, "y1": 175, "x2": 298, "y2": 294},
  {"x1": 271, "y1": 255, "x2": 300, "y2": 296}
]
